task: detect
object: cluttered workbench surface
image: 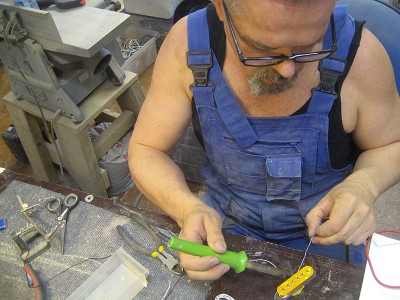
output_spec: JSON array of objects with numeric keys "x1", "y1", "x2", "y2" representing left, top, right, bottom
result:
[{"x1": 0, "y1": 169, "x2": 365, "y2": 299}]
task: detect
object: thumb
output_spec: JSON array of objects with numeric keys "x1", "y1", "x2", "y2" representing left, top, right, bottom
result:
[{"x1": 306, "y1": 197, "x2": 332, "y2": 237}]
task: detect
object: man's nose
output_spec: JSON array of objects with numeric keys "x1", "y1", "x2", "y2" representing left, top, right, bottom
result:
[{"x1": 272, "y1": 59, "x2": 296, "y2": 79}]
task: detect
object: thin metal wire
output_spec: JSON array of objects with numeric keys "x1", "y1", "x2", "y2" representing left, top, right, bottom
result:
[
  {"x1": 249, "y1": 258, "x2": 277, "y2": 269},
  {"x1": 298, "y1": 237, "x2": 313, "y2": 271},
  {"x1": 121, "y1": 38, "x2": 142, "y2": 59},
  {"x1": 161, "y1": 281, "x2": 172, "y2": 300}
]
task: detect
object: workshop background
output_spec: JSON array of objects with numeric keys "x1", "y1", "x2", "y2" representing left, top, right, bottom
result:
[{"x1": 0, "y1": 0, "x2": 399, "y2": 235}]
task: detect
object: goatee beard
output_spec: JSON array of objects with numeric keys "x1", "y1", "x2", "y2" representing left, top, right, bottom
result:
[{"x1": 248, "y1": 68, "x2": 297, "y2": 96}]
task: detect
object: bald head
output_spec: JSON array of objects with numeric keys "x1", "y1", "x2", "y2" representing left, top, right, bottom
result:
[{"x1": 223, "y1": 0, "x2": 334, "y2": 14}]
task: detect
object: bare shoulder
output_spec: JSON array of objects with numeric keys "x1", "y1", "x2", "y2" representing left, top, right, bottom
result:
[
  {"x1": 152, "y1": 17, "x2": 192, "y2": 96},
  {"x1": 131, "y1": 17, "x2": 194, "y2": 153},
  {"x1": 341, "y1": 27, "x2": 400, "y2": 150}
]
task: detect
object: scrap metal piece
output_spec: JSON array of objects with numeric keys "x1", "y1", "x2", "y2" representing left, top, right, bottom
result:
[{"x1": 84, "y1": 194, "x2": 94, "y2": 202}]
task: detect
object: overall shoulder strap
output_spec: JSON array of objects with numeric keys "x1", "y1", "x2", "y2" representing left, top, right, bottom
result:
[
  {"x1": 187, "y1": 8, "x2": 214, "y2": 89},
  {"x1": 188, "y1": 7, "x2": 258, "y2": 149},
  {"x1": 309, "y1": 5, "x2": 356, "y2": 114}
]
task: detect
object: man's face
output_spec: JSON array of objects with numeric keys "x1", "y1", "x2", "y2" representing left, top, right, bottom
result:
[{"x1": 216, "y1": 0, "x2": 336, "y2": 95}]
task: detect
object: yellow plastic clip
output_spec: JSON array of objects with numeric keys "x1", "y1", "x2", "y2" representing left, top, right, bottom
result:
[{"x1": 276, "y1": 266, "x2": 315, "y2": 299}]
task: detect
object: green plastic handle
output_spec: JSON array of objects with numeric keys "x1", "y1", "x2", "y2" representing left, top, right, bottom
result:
[{"x1": 168, "y1": 237, "x2": 248, "y2": 273}]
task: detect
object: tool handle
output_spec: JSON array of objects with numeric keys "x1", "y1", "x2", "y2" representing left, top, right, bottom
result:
[
  {"x1": 117, "y1": 225, "x2": 153, "y2": 256},
  {"x1": 55, "y1": 0, "x2": 85, "y2": 9},
  {"x1": 24, "y1": 263, "x2": 46, "y2": 300},
  {"x1": 64, "y1": 193, "x2": 79, "y2": 209},
  {"x1": 168, "y1": 237, "x2": 248, "y2": 273},
  {"x1": 47, "y1": 198, "x2": 61, "y2": 215},
  {"x1": 37, "y1": 0, "x2": 85, "y2": 9}
]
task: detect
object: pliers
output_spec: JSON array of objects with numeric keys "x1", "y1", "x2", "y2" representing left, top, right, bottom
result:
[{"x1": 117, "y1": 211, "x2": 184, "y2": 275}]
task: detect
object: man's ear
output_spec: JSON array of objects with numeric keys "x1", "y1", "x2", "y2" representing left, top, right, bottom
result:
[{"x1": 212, "y1": 0, "x2": 226, "y2": 22}]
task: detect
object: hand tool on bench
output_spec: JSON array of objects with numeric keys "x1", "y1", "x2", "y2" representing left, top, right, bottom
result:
[
  {"x1": 169, "y1": 237, "x2": 316, "y2": 299},
  {"x1": 168, "y1": 237, "x2": 290, "y2": 277},
  {"x1": 46, "y1": 193, "x2": 79, "y2": 254},
  {"x1": 117, "y1": 211, "x2": 184, "y2": 275}
]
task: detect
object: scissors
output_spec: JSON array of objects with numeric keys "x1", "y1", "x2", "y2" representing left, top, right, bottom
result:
[
  {"x1": 117, "y1": 211, "x2": 184, "y2": 275},
  {"x1": 47, "y1": 193, "x2": 79, "y2": 254}
]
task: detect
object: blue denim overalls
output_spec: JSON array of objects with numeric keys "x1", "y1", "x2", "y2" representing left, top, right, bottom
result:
[{"x1": 187, "y1": 6, "x2": 366, "y2": 265}]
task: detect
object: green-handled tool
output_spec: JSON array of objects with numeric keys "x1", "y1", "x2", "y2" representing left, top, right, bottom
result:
[{"x1": 168, "y1": 237, "x2": 290, "y2": 278}]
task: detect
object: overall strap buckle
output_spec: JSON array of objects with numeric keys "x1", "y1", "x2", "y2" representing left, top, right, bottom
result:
[
  {"x1": 317, "y1": 67, "x2": 342, "y2": 95},
  {"x1": 187, "y1": 50, "x2": 215, "y2": 89}
]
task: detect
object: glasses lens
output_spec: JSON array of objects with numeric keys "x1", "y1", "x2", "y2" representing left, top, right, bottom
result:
[
  {"x1": 244, "y1": 59, "x2": 282, "y2": 66},
  {"x1": 294, "y1": 52, "x2": 332, "y2": 63}
]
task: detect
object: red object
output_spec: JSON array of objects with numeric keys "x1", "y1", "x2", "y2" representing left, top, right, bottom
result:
[{"x1": 365, "y1": 230, "x2": 400, "y2": 289}]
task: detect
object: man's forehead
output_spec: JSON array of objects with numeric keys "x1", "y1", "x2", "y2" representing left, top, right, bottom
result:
[{"x1": 226, "y1": 0, "x2": 334, "y2": 10}]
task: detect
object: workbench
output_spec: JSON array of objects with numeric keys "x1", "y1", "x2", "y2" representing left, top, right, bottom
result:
[{"x1": 0, "y1": 169, "x2": 366, "y2": 299}]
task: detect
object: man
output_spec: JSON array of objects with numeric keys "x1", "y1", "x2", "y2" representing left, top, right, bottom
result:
[{"x1": 129, "y1": 0, "x2": 400, "y2": 280}]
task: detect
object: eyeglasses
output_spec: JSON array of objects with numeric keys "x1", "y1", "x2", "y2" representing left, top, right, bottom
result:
[{"x1": 223, "y1": 1, "x2": 337, "y2": 67}]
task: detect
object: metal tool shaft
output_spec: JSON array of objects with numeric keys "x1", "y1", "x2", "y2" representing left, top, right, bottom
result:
[{"x1": 246, "y1": 261, "x2": 289, "y2": 278}]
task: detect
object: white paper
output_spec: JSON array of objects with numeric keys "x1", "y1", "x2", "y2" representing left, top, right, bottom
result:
[{"x1": 359, "y1": 233, "x2": 400, "y2": 300}]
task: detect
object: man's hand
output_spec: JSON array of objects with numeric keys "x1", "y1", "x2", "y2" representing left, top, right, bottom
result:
[
  {"x1": 306, "y1": 177, "x2": 377, "y2": 246},
  {"x1": 178, "y1": 204, "x2": 230, "y2": 280}
]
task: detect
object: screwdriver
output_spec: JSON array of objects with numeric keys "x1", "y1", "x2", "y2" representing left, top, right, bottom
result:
[{"x1": 168, "y1": 237, "x2": 290, "y2": 278}]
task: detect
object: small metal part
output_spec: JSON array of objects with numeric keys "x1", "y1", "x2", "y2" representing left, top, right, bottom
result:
[
  {"x1": 84, "y1": 194, "x2": 94, "y2": 202},
  {"x1": 17, "y1": 195, "x2": 39, "y2": 215},
  {"x1": 17, "y1": 224, "x2": 37, "y2": 235},
  {"x1": 17, "y1": 195, "x2": 28, "y2": 209},
  {"x1": 275, "y1": 266, "x2": 316, "y2": 299}
]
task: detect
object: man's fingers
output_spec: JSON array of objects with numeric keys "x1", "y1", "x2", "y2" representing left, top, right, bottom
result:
[
  {"x1": 178, "y1": 254, "x2": 230, "y2": 280},
  {"x1": 185, "y1": 264, "x2": 230, "y2": 280},
  {"x1": 314, "y1": 195, "x2": 355, "y2": 238},
  {"x1": 179, "y1": 254, "x2": 220, "y2": 271},
  {"x1": 306, "y1": 197, "x2": 332, "y2": 237},
  {"x1": 313, "y1": 207, "x2": 376, "y2": 245}
]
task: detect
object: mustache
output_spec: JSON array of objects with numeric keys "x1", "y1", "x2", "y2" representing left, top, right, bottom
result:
[
  {"x1": 247, "y1": 68, "x2": 298, "y2": 96},
  {"x1": 254, "y1": 68, "x2": 295, "y2": 82}
]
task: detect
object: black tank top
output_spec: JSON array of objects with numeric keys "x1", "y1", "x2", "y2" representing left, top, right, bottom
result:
[{"x1": 194, "y1": 4, "x2": 364, "y2": 169}]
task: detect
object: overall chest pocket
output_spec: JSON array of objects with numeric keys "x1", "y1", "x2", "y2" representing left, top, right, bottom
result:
[
  {"x1": 223, "y1": 143, "x2": 303, "y2": 201},
  {"x1": 266, "y1": 154, "x2": 302, "y2": 201},
  {"x1": 223, "y1": 146, "x2": 267, "y2": 194}
]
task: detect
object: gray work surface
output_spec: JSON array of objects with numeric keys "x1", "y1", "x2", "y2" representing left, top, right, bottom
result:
[
  {"x1": 0, "y1": 170, "x2": 367, "y2": 300},
  {"x1": 0, "y1": 180, "x2": 210, "y2": 299}
]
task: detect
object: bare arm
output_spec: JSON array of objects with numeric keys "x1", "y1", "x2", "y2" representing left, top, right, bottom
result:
[
  {"x1": 128, "y1": 18, "x2": 229, "y2": 279},
  {"x1": 307, "y1": 28, "x2": 400, "y2": 245}
]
